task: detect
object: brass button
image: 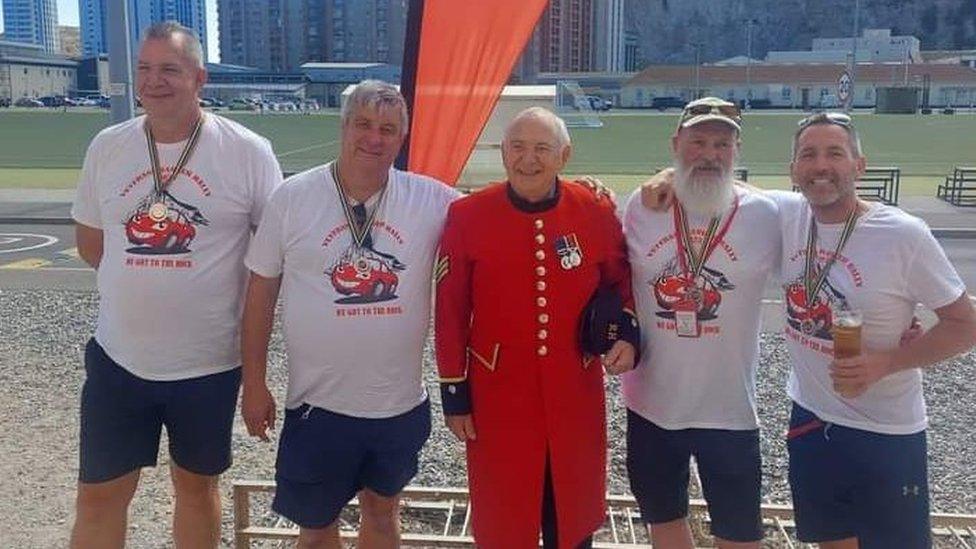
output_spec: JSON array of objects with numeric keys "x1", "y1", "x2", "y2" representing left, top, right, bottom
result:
[
  {"x1": 535, "y1": 250, "x2": 546, "y2": 261},
  {"x1": 534, "y1": 219, "x2": 544, "y2": 229},
  {"x1": 535, "y1": 234, "x2": 546, "y2": 244},
  {"x1": 538, "y1": 313, "x2": 550, "y2": 324},
  {"x1": 537, "y1": 296, "x2": 547, "y2": 307},
  {"x1": 537, "y1": 345, "x2": 548, "y2": 356},
  {"x1": 536, "y1": 266, "x2": 546, "y2": 277},
  {"x1": 537, "y1": 329, "x2": 548, "y2": 340},
  {"x1": 536, "y1": 281, "x2": 547, "y2": 291}
]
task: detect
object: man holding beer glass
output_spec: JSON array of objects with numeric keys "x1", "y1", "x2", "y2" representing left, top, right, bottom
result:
[{"x1": 776, "y1": 112, "x2": 976, "y2": 548}]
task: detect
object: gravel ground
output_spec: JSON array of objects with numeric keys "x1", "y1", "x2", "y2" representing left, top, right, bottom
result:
[{"x1": 1, "y1": 288, "x2": 974, "y2": 547}]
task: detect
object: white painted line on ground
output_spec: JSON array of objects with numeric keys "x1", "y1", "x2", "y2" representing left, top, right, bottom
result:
[
  {"x1": 277, "y1": 139, "x2": 339, "y2": 158},
  {"x1": 0, "y1": 258, "x2": 52, "y2": 269},
  {"x1": 0, "y1": 233, "x2": 58, "y2": 254}
]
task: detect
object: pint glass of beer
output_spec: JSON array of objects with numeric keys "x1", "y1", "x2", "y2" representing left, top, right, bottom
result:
[{"x1": 831, "y1": 309, "x2": 863, "y2": 397}]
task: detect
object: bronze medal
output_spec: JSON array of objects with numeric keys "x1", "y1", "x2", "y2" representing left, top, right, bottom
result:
[
  {"x1": 148, "y1": 202, "x2": 168, "y2": 221},
  {"x1": 801, "y1": 318, "x2": 817, "y2": 335}
]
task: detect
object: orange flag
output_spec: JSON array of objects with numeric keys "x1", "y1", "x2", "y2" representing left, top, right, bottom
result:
[{"x1": 404, "y1": 0, "x2": 548, "y2": 185}]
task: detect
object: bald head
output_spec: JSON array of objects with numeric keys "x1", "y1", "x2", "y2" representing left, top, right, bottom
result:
[{"x1": 502, "y1": 107, "x2": 571, "y2": 149}]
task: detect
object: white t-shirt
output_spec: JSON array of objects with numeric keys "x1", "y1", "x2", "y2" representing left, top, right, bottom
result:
[
  {"x1": 72, "y1": 113, "x2": 282, "y2": 380},
  {"x1": 621, "y1": 187, "x2": 781, "y2": 430},
  {"x1": 245, "y1": 163, "x2": 460, "y2": 418},
  {"x1": 770, "y1": 190, "x2": 965, "y2": 435}
]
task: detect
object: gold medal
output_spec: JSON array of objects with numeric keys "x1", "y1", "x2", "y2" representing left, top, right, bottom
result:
[
  {"x1": 148, "y1": 202, "x2": 168, "y2": 221},
  {"x1": 801, "y1": 318, "x2": 817, "y2": 335}
]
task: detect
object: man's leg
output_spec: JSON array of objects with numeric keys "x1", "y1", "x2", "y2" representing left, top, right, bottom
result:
[
  {"x1": 70, "y1": 470, "x2": 141, "y2": 549},
  {"x1": 693, "y1": 428, "x2": 763, "y2": 549},
  {"x1": 163, "y1": 366, "x2": 241, "y2": 547},
  {"x1": 73, "y1": 338, "x2": 163, "y2": 548},
  {"x1": 297, "y1": 524, "x2": 342, "y2": 549},
  {"x1": 171, "y1": 464, "x2": 221, "y2": 548},
  {"x1": 358, "y1": 488, "x2": 401, "y2": 548},
  {"x1": 359, "y1": 400, "x2": 431, "y2": 548},
  {"x1": 626, "y1": 410, "x2": 695, "y2": 549},
  {"x1": 818, "y1": 540, "x2": 859, "y2": 549},
  {"x1": 648, "y1": 518, "x2": 696, "y2": 549},
  {"x1": 787, "y1": 403, "x2": 857, "y2": 547}
]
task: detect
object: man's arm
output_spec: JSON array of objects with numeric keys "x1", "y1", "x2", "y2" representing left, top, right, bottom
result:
[
  {"x1": 75, "y1": 223, "x2": 103, "y2": 269},
  {"x1": 240, "y1": 272, "x2": 282, "y2": 441},
  {"x1": 435, "y1": 206, "x2": 477, "y2": 442},
  {"x1": 831, "y1": 292, "x2": 976, "y2": 397}
]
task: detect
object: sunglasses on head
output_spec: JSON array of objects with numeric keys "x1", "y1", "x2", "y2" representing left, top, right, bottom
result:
[
  {"x1": 797, "y1": 112, "x2": 852, "y2": 129},
  {"x1": 682, "y1": 103, "x2": 742, "y2": 121}
]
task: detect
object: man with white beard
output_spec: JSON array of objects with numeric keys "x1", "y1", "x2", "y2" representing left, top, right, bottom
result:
[{"x1": 621, "y1": 97, "x2": 780, "y2": 549}]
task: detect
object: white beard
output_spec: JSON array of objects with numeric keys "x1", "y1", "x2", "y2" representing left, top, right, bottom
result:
[{"x1": 673, "y1": 161, "x2": 735, "y2": 217}]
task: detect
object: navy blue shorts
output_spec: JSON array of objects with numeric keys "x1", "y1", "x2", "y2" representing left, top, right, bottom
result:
[
  {"x1": 787, "y1": 402, "x2": 930, "y2": 548},
  {"x1": 79, "y1": 338, "x2": 241, "y2": 483},
  {"x1": 272, "y1": 399, "x2": 431, "y2": 529},
  {"x1": 626, "y1": 409, "x2": 763, "y2": 542}
]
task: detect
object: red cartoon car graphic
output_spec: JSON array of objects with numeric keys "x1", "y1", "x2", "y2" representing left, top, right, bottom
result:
[
  {"x1": 785, "y1": 281, "x2": 832, "y2": 336},
  {"x1": 125, "y1": 208, "x2": 197, "y2": 250},
  {"x1": 654, "y1": 274, "x2": 722, "y2": 318},
  {"x1": 330, "y1": 252, "x2": 400, "y2": 299}
]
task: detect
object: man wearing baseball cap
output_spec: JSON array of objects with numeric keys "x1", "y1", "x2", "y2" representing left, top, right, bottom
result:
[{"x1": 621, "y1": 97, "x2": 780, "y2": 548}]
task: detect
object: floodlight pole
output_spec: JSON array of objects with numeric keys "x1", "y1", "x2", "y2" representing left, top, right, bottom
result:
[
  {"x1": 692, "y1": 42, "x2": 702, "y2": 99},
  {"x1": 847, "y1": 0, "x2": 860, "y2": 112},
  {"x1": 745, "y1": 18, "x2": 756, "y2": 107},
  {"x1": 106, "y1": 0, "x2": 135, "y2": 123}
]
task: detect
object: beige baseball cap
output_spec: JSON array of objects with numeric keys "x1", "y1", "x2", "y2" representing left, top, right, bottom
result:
[{"x1": 677, "y1": 96, "x2": 742, "y2": 132}]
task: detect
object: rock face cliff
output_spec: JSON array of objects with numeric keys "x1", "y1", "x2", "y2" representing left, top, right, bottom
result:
[{"x1": 625, "y1": 0, "x2": 976, "y2": 65}]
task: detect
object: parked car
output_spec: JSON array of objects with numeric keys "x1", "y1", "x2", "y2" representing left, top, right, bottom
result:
[
  {"x1": 0, "y1": 97, "x2": 11, "y2": 108},
  {"x1": 651, "y1": 96, "x2": 686, "y2": 110},
  {"x1": 14, "y1": 97, "x2": 44, "y2": 108},
  {"x1": 229, "y1": 98, "x2": 256, "y2": 111}
]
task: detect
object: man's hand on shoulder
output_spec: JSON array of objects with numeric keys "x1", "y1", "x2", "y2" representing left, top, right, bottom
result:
[
  {"x1": 641, "y1": 168, "x2": 675, "y2": 212},
  {"x1": 575, "y1": 175, "x2": 616, "y2": 206}
]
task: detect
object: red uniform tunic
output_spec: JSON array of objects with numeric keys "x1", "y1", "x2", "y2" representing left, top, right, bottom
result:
[{"x1": 435, "y1": 180, "x2": 634, "y2": 548}]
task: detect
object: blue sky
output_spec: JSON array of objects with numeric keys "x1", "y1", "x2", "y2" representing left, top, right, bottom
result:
[{"x1": 1, "y1": 0, "x2": 222, "y2": 61}]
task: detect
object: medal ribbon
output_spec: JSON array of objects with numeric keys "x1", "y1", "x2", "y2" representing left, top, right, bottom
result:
[
  {"x1": 672, "y1": 194, "x2": 740, "y2": 280},
  {"x1": 144, "y1": 115, "x2": 205, "y2": 195},
  {"x1": 803, "y1": 207, "x2": 859, "y2": 307},
  {"x1": 331, "y1": 162, "x2": 386, "y2": 249}
]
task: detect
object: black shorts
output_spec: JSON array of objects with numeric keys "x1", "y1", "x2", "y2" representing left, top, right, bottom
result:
[
  {"x1": 79, "y1": 338, "x2": 241, "y2": 483},
  {"x1": 787, "y1": 402, "x2": 930, "y2": 548},
  {"x1": 626, "y1": 409, "x2": 763, "y2": 543},
  {"x1": 272, "y1": 400, "x2": 431, "y2": 529}
]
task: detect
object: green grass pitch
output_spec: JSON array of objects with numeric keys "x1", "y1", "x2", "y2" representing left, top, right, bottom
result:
[{"x1": 0, "y1": 110, "x2": 971, "y2": 195}]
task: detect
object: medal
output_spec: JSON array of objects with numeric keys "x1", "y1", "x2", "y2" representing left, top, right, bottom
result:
[
  {"x1": 555, "y1": 234, "x2": 584, "y2": 271},
  {"x1": 331, "y1": 162, "x2": 387, "y2": 250},
  {"x1": 148, "y1": 202, "x2": 168, "y2": 221},
  {"x1": 802, "y1": 205, "x2": 859, "y2": 310},
  {"x1": 144, "y1": 115, "x2": 205, "y2": 209},
  {"x1": 800, "y1": 318, "x2": 817, "y2": 335},
  {"x1": 671, "y1": 196, "x2": 739, "y2": 337}
]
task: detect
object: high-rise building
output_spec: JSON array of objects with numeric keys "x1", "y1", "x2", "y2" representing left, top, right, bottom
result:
[
  {"x1": 219, "y1": 0, "x2": 407, "y2": 72},
  {"x1": 217, "y1": 0, "x2": 296, "y2": 72},
  {"x1": 79, "y1": 0, "x2": 208, "y2": 61},
  {"x1": 2, "y1": 0, "x2": 60, "y2": 53},
  {"x1": 593, "y1": 0, "x2": 624, "y2": 72},
  {"x1": 514, "y1": 0, "x2": 623, "y2": 81}
]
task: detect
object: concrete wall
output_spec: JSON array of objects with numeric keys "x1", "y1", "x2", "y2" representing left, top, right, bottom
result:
[{"x1": 0, "y1": 61, "x2": 76, "y2": 99}]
